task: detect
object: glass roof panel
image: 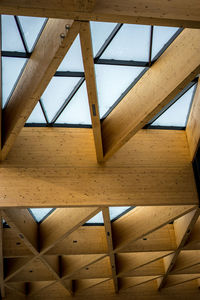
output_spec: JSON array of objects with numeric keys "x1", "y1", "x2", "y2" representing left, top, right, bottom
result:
[
  {"x1": 101, "y1": 24, "x2": 151, "y2": 61},
  {"x1": 90, "y1": 21, "x2": 117, "y2": 57},
  {"x1": 85, "y1": 211, "x2": 104, "y2": 224},
  {"x1": 41, "y1": 77, "x2": 81, "y2": 122},
  {"x1": 18, "y1": 16, "x2": 47, "y2": 52},
  {"x1": 95, "y1": 64, "x2": 145, "y2": 118},
  {"x1": 151, "y1": 84, "x2": 196, "y2": 127},
  {"x1": 57, "y1": 35, "x2": 84, "y2": 72},
  {"x1": 151, "y1": 26, "x2": 179, "y2": 60},
  {"x1": 56, "y1": 81, "x2": 92, "y2": 125},
  {"x1": 26, "y1": 102, "x2": 47, "y2": 124},
  {"x1": 2, "y1": 15, "x2": 25, "y2": 52},
  {"x1": 109, "y1": 207, "x2": 133, "y2": 221},
  {"x1": 2, "y1": 57, "x2": 27, "y2": 108},
  {"x1": 29, "y1": 208, "x2": 54, "y2": 223}
]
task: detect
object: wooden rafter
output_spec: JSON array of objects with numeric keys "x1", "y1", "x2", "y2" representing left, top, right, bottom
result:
[
  {"x1": 101, "y1": 28, "x2": 200, "y2": 160},
  {"x1": 1, "y1": 19, "x2": 80, "y2": 160},
  {"x1": 157, "y1": 208, "x2": 200, "y2": 289},
  {"x1": 0, "y1": 1, "x2": 200, "y2": 28},
  {"x1": 186, "y1": 77, "x2": 200, "y2": 160},
  {"x1": 79, "y1": 21, "x2": 103, "y2": 163}
]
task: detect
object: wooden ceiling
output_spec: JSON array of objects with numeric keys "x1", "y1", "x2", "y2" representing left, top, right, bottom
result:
[{"x1": 0, "y1": 1, "x2": 200, "y2": 299}]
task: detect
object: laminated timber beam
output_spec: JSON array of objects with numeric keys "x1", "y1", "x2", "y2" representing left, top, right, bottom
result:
[
  {"x1": 157, "y1": 208, "x2": 200, "y2": 289},
  {"x1": 101, "y1": 29, "x2": 200, "y2": 160},
  {"x1": 0, "y1": 128, "x2": 198, "y2": 207},
  {"x1": 79, "y1": 21, "x2": 103, "y2": 163},
  {"x1": 0, "y1": 1, "x2": 200, "y2": 28},
  {"x1": 186, "y1": 78, "x2": 200, "y2": 160},
  {"x1": 1, "y1": 19, "x2": 80, "y2": 161}
]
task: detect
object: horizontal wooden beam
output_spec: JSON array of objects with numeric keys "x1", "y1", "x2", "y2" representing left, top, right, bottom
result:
[
  {"x1": 0, "y1": 1, "x2": 200, "y2": 28},
  {"x1": 1, "y1": 19, "x2": 80, "y2": 160},
  {"x1": 102, "y1": 29, "x2": 200, "y2": 160},
  {"x1": 186, "y1": 78, "x2": 200, "y2": 160},
  {"x1": 0, "y1": 128, "x2": 198, "y2": 207}
]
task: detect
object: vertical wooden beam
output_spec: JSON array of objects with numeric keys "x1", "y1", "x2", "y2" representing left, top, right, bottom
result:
[
  {"x1": 79, "y1": 21, "x2": 103, "y2": 163},
  {"x1": 102, "y1": 208, "x2": 118, "y2": 293},
  {"x1": 186, "y1": 77, "x2": 200, "y2": 160},
  {"x1": 0, "y1": 15, "x2": 2, "y2": 160},
  {"x1": 157, "y1": 208, "x2": 200, "y2": 289},
  {"x1": 0, "y1": 213, "x2": 5, "y2": 298}
]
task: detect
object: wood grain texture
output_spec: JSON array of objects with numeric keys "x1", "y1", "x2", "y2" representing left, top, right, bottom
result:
[
  {"x1": 0, "y1": 1, "x2": 200, "y2": 27},
  {"x1": 0, "y1": 128, "x2": 198, "y2": 207},
  {"x1": 102, "y1": 29, "x2": 200, "y2": 160},
  {"x1": 1, "y1": 19, "x2": 80, "y2": 160},
  {"x1": 186, "y1": 78, "x2": 200, "y2": 160}
]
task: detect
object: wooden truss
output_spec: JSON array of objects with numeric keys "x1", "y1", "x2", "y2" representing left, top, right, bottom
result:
[{"x1": 0, "y1": 1, "x2": 200, "y2": 299}]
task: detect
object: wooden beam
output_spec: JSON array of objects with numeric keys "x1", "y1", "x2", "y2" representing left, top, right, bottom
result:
[
  {"x1": 171, "y1": 251, "x2": 200, "y2": 274},
  {"x1": 157, "y1": 208, "x2": 200, "y2": 289},
  {"x1": 112, "y1": 206, "x2": 197, "y2": 252},
  {"x1": 102, "y1": 208, "x2": 118, "y2": 293},
  {"x1": 101, "y1": 29, "x2": 200, "y2": 160},
  {"x1": 0, "y1": 129, "x2": 198, "y2": 207},
  {"x1": 0, "y1": 214, "x2": 5, "y2": 298},
  {"x1": 0, "y1": 16, "x2": 2, "y2": 161},
  {"x1": 1, "y1": 19, "x2": 80, "y2": 160},
  {"x1": 0, "y1": 1, "x2": 200, "y2": 28},
  {"x1": 79, "y1": 21, "x2": 103, "y2": 163},
  {"x1": 186, "y1": 78, "x2": 200, "y2": 160}
]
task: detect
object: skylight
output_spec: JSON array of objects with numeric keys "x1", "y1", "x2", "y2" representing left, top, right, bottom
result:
[
  {"x1": 29, "y1": 208, "x2": 55, "y2": 223},
  {"x1": 1, "y1": 15, "x2": 186, "y2": 128}
]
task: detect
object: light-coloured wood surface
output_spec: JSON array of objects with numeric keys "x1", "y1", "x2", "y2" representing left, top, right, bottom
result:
[
  {"x1": 186, "y1": 78, "x2": 200, "y2": 160},
  {"x1": 102, "y1": 29, "x2": 200, "y2": 160},
  {"x1": 79, "y1": 21, "x2": 103, "y2": 163},
  {"x1": 1, "y1": 19, "x2": 80, "y2": 160},
  {"x1": 0, "y1": 128, "x2": 198, "y2": 207},
  {"x1": 0, "y1": 1, "x2": 200, "y2": 28}
]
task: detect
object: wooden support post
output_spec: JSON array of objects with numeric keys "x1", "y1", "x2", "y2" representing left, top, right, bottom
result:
[
  {"x1": 102, "y1": 208, "x2": 118, "y2": 293},
  {"x1": 79, "y1": 21, "x2": 103, "y2": 163}
]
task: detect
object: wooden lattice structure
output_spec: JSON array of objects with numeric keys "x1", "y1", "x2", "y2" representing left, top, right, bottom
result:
[{"x1": 0, "y1": 1, "x2": 200, "y2": 299}]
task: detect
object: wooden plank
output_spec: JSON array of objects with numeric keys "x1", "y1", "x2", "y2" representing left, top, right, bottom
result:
[
  {"x1": 39, "y1": 207, "x2": 100, "y2": 253},
  {"x1": 184, "y1": 217, "x2": 200, "y2": 250},
  {"x1": 47, "y1": 226, "x2": 108, "y2": 255},
  {"x1": 79, "y1": 21, "x2": 103, "y2": 163},
  {"x1": 171, "y1": 251, "x2": 200, "y2": 274},
  {"x1": 75, "y1": 278, "x2": 109, "y2": 293},
  {"x1": 0, "y1": 1, "x2": 200, "y2": 28},
  {"x1": 165, "y1": 274, "x2": 200, "y2": 288},
  {"x1": 101, "y1": 29, "x2": 200, "y2": 160},
  {"x1": 1, "y1": 19, "x2": 80, "y2": 160},
  {"x1": 102, "y1": 208, "x2": 118, "y2": 292},
  {"x1": 0, "y1": 129, "x2": 198, "y2": 207},
  {"x1": 157, "y1": 208, "x2": 200, "y2": 289},
  {"x1": 122, "y1": 259, "x2": 165, "y2": 277},
  {"x1": 0, "y1": 214, "x2": 5, "y2": 298},
  {"x1": 119, "y1": 276, "x2": 160, "y2": 290},
  {"x1": 112, "y1": 206, "x2": 197, "y2": 252},
  {"x1": 186, "y1": 78, "x2": 200, "y2": 160},
  {"x1": 2, "y1": 209, "x2": 38, "y2": 254},
  {"x1": 117, "y1": 252, "x2": 172, "y2": 276}
]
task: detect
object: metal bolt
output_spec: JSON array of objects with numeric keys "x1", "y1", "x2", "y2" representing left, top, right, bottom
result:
[
  {"x1": 60, "y1": 33, "x2": 65, "y2": 39},
  {"x1": 65, "y1": 24, "x2": 70, "y2": 30}
]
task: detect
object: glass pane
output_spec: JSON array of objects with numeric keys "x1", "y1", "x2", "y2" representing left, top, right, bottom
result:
[
  {"x1": 90, "y1": 21, "x2": 117, "y2": 57},
  {"x1": 101, "y1": 24, "x2": 151, "y2": 61},
  {"x1": 18, "y1": 16, "x2": 47, "y2": 52},
  {"x1": 152, "y1": 84, "x2": 196, "y2": 127},
  {"x1": 109, "y1": 207, "x2": 132, "y2": 221},
  {"x1": 58, "y1": 35, "x2": 84, "y2": 72},
  {"x1": 152, "y1": 26, "x2": 179, "y2": 60},
  {"x1": 26, "y1": 102, "x2": 47, "y2": 124},
  {"x1": 2, "y1": 57, "x2": 27, "y2": 108},
  {"x1": 41, "y1": 77, "x2": 81, "y2": 122},
  {"x1": 56, "y1": 81, "x2": 92, "y2": 125},
  {"x1": 85, "y1": 211, "x2": 104, "y2": 224},
  {"x1": 2, "y1": 15, "x2": 25, "y2": 52},
  {"x1": 29, "y1": 208, "x2": 54, "y2": 223},
  {"x1": 95, "y1": 64, "x2": 145, "y2": 118}
]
